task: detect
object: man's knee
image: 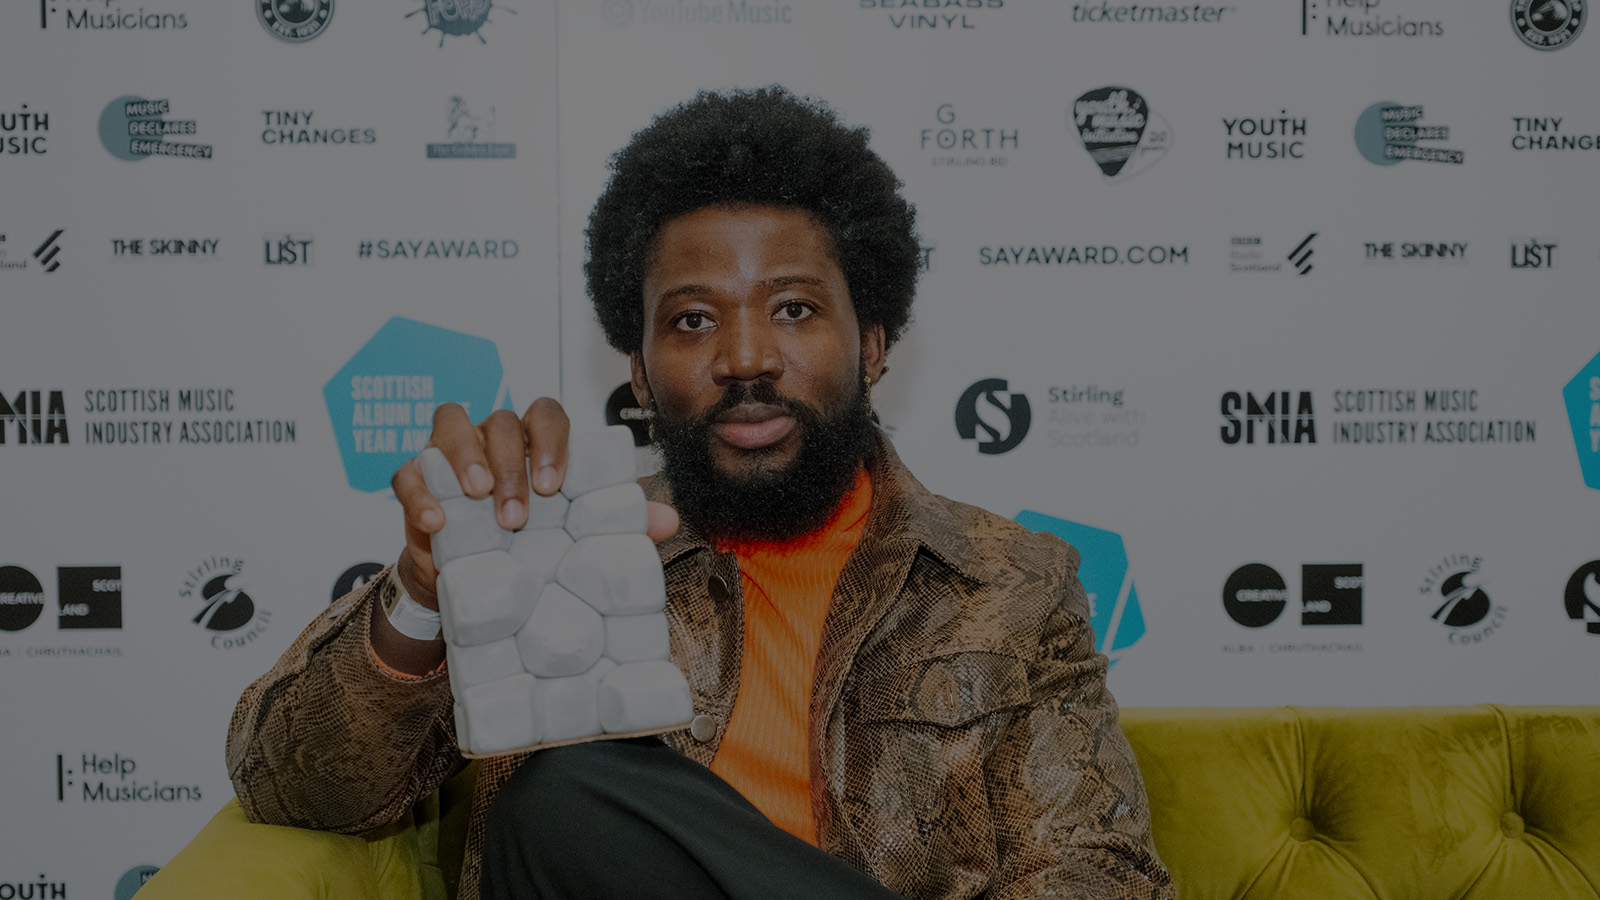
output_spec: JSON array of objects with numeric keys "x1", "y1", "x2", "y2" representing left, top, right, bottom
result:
[{"x1": 487, "y1": 739, "x2": 661, "y2": 841}]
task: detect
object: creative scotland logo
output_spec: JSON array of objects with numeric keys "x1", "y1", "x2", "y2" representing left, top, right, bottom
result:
[
  {"x1": 1014, "y1": 512, "x2": 1147, "y2": 667},
  {"x1": 1222, "y1": 563, "x2": 1363, "y2": 628},
  {"x1": 323, "y1": 317, "x2": 513, "y2": 493}
]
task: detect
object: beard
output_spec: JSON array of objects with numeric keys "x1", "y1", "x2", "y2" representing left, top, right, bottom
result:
[{"x1": 651, "y1": 376, "x2": 877, "y2": 544}]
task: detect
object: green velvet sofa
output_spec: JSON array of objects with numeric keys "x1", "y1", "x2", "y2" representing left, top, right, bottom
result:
[{"x1": 138, "y1": 705, "x2": 1600, "y2": 899}]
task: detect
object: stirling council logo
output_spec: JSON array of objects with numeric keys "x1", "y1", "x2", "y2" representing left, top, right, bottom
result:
[{"x1": 1512, "y1": 0, "x2": 1584, "y2": 49}]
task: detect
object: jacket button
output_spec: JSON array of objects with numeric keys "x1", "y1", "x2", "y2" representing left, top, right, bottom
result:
[
  {"x1": 707, "y1": 575, "x2": 730, "y2": 603},
  {"x1": 689, "y1": 714, "x2": 719, "y2": 743}
]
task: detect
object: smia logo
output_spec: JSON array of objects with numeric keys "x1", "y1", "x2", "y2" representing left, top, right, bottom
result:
[{"x1": 1014, "y1": 512, "x2": 1147, "y2": 667}]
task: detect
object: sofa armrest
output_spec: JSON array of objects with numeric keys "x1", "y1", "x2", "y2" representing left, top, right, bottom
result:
[{"x1": 137, "y1": 798, "x2": 428, "y2": 900}]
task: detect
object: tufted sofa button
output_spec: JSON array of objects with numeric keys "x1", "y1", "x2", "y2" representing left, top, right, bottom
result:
[
  {"x1": 1500, "y1": 811, "x2": 1525, "y2": 838},
  {"x1": 1289, "y1": 817, "x2": 1315, "y2": 842}
]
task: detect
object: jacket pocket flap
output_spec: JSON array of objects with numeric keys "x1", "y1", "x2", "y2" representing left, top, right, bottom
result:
[{"x1": 857, "y1": 651, "x2": 1029, "y2": 727}]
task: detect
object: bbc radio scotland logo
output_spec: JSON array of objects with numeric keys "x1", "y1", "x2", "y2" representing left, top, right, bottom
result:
[
  {"x1": 955, "y1": 378, "x2": 1031, "y2": 455},
  {"x1": 1565, "y1": 350, "x2": 1600, "y2": 489},
  {"x1": 1355, "y1": 103, "x2": 1463, "y2": 166},
  {"x1": 324, "y1": 317, "x2": 513, "y2": 492},
  {"x1": 1071, "y1": 87, "x2": 1171, "y2": 181},
  {"x1": 99, "y1": 96, "x2": 212, "y2": 161},
  {"x1": 1512, "y1": 0, "x2": 1584, "y2": 49},
  {"x1": 0, "y1": 230, "x2": 67, "y2": 274},
  {"x1": 1228, "y1": 234, "x2": 1316, "y2": 275},
  {"x1": 407, "y1": 0, "x2": 513, "y2": 46},
  {"x1": 426, "y1": 98, "x2": 514, "y2": 159},
  {"x1": 1419, "y1": 554, "x2": 1506, "y2": 645},
  {"x1": 258, "y1": 0, "x2": 334, "y2": 42},
  {"x1": 1014, "y1": 512, "x2": 1147, "y2": 668}
]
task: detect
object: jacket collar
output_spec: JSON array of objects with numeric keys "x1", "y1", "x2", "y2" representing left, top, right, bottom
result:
[{"x1": 642, "y1": 430, "x2": 989, "y2": 584}]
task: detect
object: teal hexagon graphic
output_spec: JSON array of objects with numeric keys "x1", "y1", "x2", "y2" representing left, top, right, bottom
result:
[
  {"x1": 324, "y1": 317, "x2": 512, "y2": 493},
  {"x1": 1565, "y1": 350, "x2": 1600, "y2": 491},
  {"x1": 1015, "y1": 511, "x2": 1147, "y2": 667}
]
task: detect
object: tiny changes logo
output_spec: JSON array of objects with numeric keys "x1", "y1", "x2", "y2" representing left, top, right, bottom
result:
[
  {"x1": 1014, "y1": 512, "x2": 1147, "y2": 667},
  {"x1": 1071, "y1": 87, "x2": 1171, "y2": 181},
  {"x1": 955, "y1": 378, "x2": 1031, "y2": 454}
]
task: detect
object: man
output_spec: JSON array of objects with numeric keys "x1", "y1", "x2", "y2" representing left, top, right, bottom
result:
[{"x1": 227, "y1": 86, "x2": 1171, "y2": 900}]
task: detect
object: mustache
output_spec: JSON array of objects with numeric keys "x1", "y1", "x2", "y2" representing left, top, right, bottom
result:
[{"x1": 694, "y1": 381, "x2": 816, "y2": 425}]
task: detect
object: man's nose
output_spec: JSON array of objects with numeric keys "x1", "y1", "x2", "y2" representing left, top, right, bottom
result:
[{"x1": 713, "y1": 313, "x2": 783, "y2": 384}]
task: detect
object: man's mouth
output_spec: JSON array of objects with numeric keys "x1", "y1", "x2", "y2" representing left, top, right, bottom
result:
[{"x1": 711, "y1": 403, "x2": 797, "y2": 450}]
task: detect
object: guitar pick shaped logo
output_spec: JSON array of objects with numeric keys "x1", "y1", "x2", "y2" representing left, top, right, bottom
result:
[{"x1": 1071, "y1": 87, "x2": 1172, "y2": 181}]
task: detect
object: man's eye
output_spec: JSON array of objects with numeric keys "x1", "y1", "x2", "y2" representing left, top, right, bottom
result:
[
  {"x1": 675, "y1": 312, "x2": 709, "y2": 331},
  {"x1": 778, "y1": 302, "x2": 811, "y2": 320}
]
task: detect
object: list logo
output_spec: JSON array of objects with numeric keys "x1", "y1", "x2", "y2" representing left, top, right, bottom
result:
[
  {"x1": 333, "y1": 563, "x2": 385, "y2": 601},
  {"x1": 357, "y1": 238, "x2": 518, "y2": 259},
  {"x1": 1510, "y1": 236, "x2": 1558, "y2": 270},
  {"x1": 407, "y1": 0, "x2": 513, "y2": 46},
  {"x1": 98, "y1": 96, "x2": 213, "y2": 161},
  {"x1": 261, "y1": 111, "x2": 375, "y2": 145},
  {"x1": 426, "y1": 97, "x2": 515, "y2": 158},
  {"x1": 1223, "y1": 111, "x2": 1307, "y2": 160},
  {"x1": 1419, "y1": 553, "x2": 1506, "y2": 644},
  {"x1": 258, "y1": 0, "x2": 333, "y2": 41},
  {"x1": 955, "y1": 378, "x2": 1031, "y2": 455},
  {"x1": 1565, "y1": 561, "x2": 1600, "y2": 633},
  {"x1": 57, "y1": 567, "x2": 122, "y2": 630},
  {"x1": 1071, "y1": 87, "x2": 1171, "y2": 180},
  {"x1": 1563, "y1": 350, "x2": 1600, "y2": 489},
  {"x1": 264, "y1": 233, "x2": 313, "y2": 266},
  {"x1": 0, "y1": 389, "x2": 70, "y2": 445},
  {"x1": 1301, "y1": 0, "x2": 1441, "y2": 37},
  {"x1": 1362, "y1": 240, "x2": 1468, "y2": 263},
  {"x1": 1512, "y1": 0, "x2": 1584, "y2": 48},
  {"x1": 111, "y1": 237, "x2": 220, "y2": 260},
  {"x1": 1220, "y1": 391, "x2": 1317, "y2": 445},
  {"x1": 858, "y1": 0, "x2": 1001, "y2": 30},
  {"x1": 324, "y1": 317, "x2": 512, "y2": 492},
  {"x1": 181, "y1": 556, "x2": 271, "y2": 650},
  {"x1": 919, "y1": 103, "x2": 1018, "y2": 169},
  {"x1": 39, "y1": 0, "x2": 188, "y2": 30},
  {"x1": 1014, "y1": 512, "x2": 1147, "y2": 667},
  {"x1": 0, "y1": 566, "x2": 47, "y2": 632},
  {"x1": 33, "y1": 229, "x2": 63, "y2": 273},
  {"x1": 1, "y1": 104, "x2": 49, "y2": 156},
  {"x1": 1354, "y1": 102, "x2": 1463, "y2": 166}
]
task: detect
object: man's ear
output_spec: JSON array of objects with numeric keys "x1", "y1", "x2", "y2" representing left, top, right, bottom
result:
[
  {"x1": 629, "y1": 351, "x2": 652, "y2": 409},
  {"x1": 860, "y1": 323, "x2": 887, "y2": 385}
]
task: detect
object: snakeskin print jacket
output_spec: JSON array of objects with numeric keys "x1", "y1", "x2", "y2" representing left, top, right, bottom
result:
[{"x1": 227, "y1": 434, "x2": 1172, "y2": 900}]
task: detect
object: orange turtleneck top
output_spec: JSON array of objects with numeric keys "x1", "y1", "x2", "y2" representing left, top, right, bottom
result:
[{"x1": 708, "y1": 467, "x2": 872, "y2": 846}]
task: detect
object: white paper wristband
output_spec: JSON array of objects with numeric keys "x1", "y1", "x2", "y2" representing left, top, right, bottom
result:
[{"x1": 379, "y1": 569, "x2": 443, "y2": 642}]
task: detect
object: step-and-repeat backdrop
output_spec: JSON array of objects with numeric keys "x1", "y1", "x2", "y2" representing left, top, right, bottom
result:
[{"x1": 3, "y1": 0, "x2": 1597, "y2": 892}]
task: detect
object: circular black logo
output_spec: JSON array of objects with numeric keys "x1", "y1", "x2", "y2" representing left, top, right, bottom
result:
[
  {"x1": 258, "y1": 0, "x2": 334, "y2": 42},
  {"x1": 1512, "y1": 0, "x2": 1585, "y2": 49},
  {"x1": 194, "y1": 573, "x2": 256, "y2": 632},
  {"x1": 1432, "y1": 570, "x2": 1491, "y2": 627},
  {"x1": 333, "y1": 562, "x2": 385, "y2": 602},
  {"x1": 1223, "y1": 563, "x2": 1288, "y2": 628},
  {"x1": 1564, "y1": 560, "x2": 1600, "y2": 634},
  {"x1": 0, "y1": 565, "x2": 46, "y2": 632},
  {"x1": 955, "y1": 379, "x2": 1032, "y2": 455}
]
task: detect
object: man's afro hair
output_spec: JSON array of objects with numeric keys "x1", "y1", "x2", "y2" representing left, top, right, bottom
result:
[{"x1": 585, "y1": 85, "x2": 920, "y2": 354}]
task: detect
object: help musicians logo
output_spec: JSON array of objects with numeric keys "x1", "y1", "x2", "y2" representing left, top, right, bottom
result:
[
  {"x1": 258, "y1": 0, "x2": 334, "y2": 41},
  {"x1": 1511, "y1": 0, "x2": 1584, "y2": 49},
  {"x1": 98, "y1": 96, "x2": 212, "y2": 161},
  {"x1": 955, "y1": 378, "x2": 1031, "y2": 455},
  {"x1": 407, "y1": 0, "x2": 514, "y2": 46},
  {"x1": 1355, "y1": 102, "x2": 1463, "y2": 166},
  {"x1": 181, "y1": 556, "x2": 270, "y2": 651},
  {"x1": 1071, "y1": 87, "x2": 1171, "y2": 181},
  {"x1": 1419, "y1": 554, "x2": 1506, "y2": 645}
]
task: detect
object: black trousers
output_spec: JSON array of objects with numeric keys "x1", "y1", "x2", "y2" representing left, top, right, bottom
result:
[{"x1": 480, "y1": 739, "x2": 904, "y2": 900}]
